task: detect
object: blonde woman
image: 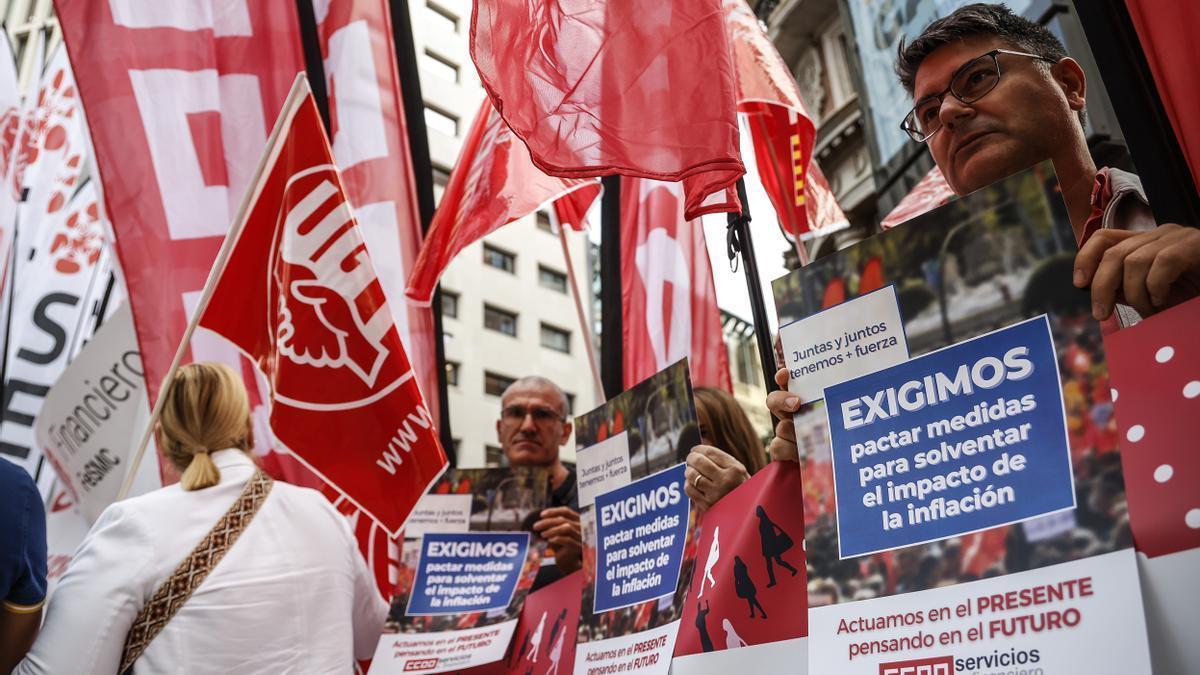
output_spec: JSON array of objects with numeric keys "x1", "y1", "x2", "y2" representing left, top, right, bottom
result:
[{"x1": 16, "y1": 362, "x2": 387, "y2": 674}]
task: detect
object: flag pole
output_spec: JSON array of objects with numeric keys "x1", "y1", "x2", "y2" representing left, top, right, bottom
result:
[
  {"x1": 555, "y1": 219, "x2": 605, "y2": 403},
  {"x1": 726, "y1": 177, "x2": 779, "y2": 392},
  {"x1": 116, "y1": 76, "x2": 311, "y2": 501},
  {"x1": 388, "y1": 0, "x2": 455, "y2": 464},
  {"x1": 599, "y1": 175, "x2": 623, "y2": 399}
]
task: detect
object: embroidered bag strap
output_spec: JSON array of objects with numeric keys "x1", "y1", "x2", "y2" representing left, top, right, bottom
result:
[{"x1": 118, "y1": 469, "x2": 274, "y2": 674}]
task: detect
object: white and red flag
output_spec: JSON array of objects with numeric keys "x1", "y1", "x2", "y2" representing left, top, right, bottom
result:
[
  {"x1": 880, "y1": 165, "x2": 955, "y2": 230},
  {"x1": 471, "y1": 0, "x2": 744, "y2": 220},
  {"x1": 620, "y1": 177, "x2": 731, "y2": 391},
  {"x1": 406, "y1": 100, "x2": 600, "y2": 304},
  {"x1": 196, "y1": 76, "x2": 447, "y2": 535}
]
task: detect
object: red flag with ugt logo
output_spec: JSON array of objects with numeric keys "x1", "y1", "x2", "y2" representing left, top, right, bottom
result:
[
  {"x1": 197, "y1": 76, "x2": 447, "y2": 535},
  {"x1": 620, "y1": 177, "x2": 731, "y2": 391}
]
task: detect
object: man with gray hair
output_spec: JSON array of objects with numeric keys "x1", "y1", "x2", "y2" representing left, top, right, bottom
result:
[{"x1": 496, "y1": 376, "x2": 581, "y2": 589}]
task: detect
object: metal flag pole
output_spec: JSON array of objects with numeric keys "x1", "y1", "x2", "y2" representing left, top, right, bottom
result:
[
  {"x1": 726, "y1": 177, "x2": 780, "y2": 392},
  {"x1": 599, "y1": 175, "x2": 623, "y2": 399},
  {"x1": 555, "y1": 217, "x2": 605, "y2": 403}
]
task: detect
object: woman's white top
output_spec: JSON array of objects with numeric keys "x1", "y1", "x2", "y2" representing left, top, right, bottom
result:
[{"x1": 16, "y1": 450, "x2": 388, "y2": 675}]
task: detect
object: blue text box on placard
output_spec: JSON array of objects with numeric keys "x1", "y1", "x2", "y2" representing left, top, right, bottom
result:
[
  {"x1": 593, "y1": 463, "x2": 689, "y2": 613},
  {"x1": 824, "y1": 316, "x2": 1075, "y2": 559},
  {"x1": 406, "y1": 532, "x2": 529, "y2": 615}
]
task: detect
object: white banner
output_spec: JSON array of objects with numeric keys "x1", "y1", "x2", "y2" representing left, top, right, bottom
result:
[
  {"x1": 1, "y1": 180, "x2": 111, "y2": 493},
  {"x1": 35, "y1": 303, "x2": 160, "y2": 523},
  {"x1": 807, "y1": 549, "x2": 1152, "y2": 674},
  {"x1": 370, "y1": 618, "x2": 519, "y2": 674}
]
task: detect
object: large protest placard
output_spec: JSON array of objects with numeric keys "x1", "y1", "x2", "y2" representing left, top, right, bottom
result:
[
  {"x1": 572, "y1": 360, "x2": 699, "y2": 675},
  {"x1": 671, "y1": 461, "x2": 809, "y2": 674},
  {"x1": 35, "y1": 304, "x2": 161, "y2": 524},
  {"x1": 1105, "y1": 295, "x2": 1200, "y2": 673},
  {"x1": 370, "y1": 467, "x2": 549, "y2": 674},
  {"x1": 773, "y1": 165, "x2": 1153, "y2": 673}
]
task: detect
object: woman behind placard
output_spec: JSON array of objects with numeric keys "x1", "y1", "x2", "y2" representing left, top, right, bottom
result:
[
  {"x1": 15, "y1": 362, "x2": 387, "y2": 675},
  {"x1": 683, "y1": 387, "x2": 769, "y2": 511}
]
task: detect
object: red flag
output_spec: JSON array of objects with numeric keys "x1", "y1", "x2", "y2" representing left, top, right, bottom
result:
[
  {"x1": 54, "y1": 0, "x2": 304, "y2": 407},
  {"x1": 406, "y1": 100, "x2": 600, "y2": 304},
  {"x1": 197, "y1": 77, "x2": 447, "y2": 535},
  {"x1": 313, "y1": 0, "x2": 442, "y2": 430},
  {"x1": 471, "y1": 0, "x2": 744, "y2": 220},
  {"x1": 621, "y1": 177, "x2": 732, "y2": 391},
  {"x1": 724, "y1": 0, "x2": 848, "y2": 245},
  {"x1": 880, "y1": 166, "x2": 955, "y2": 230}
]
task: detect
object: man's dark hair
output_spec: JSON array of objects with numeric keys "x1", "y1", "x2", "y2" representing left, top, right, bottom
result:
[
  {"x1": 895, "y1": 4, "x2": 1085, "y2": 126},
  {"x1": 895, "y1": 4, "x2": 1067, "y2": 94}
]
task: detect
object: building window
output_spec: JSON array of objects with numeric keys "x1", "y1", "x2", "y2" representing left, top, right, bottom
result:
[
  {"x1": 565, "y1": 392, "x2": 576, "y2": 416},
  {"x1": 484, "y1": 371, "x2": 515, "y2": 397},
  {"x1": 484, "y1": 304, "x2": 518, "y2": 337},
  {"x1": 483, "y1": 244, "x2": 515, "y2": 273},
  {"x1": 540, "y1": 323, "x2": 571, "y2": 353},
  {"x1": 485, "y1": 445, "x2": 507, "y2": 467},
  {"x1": 421, "y1": 49, "x2": 459, "y2": 83},
  {"x1": 538, "y1": 265, "x2": 568, "y2": 293},
  {"x1": 445, "y1": 361, "x2": 460, "y2": 387},
  {"x1": 441, "y1": 290, "x2": 458, "y2": 318},
  {"x1": 424, "y1": 1, "x2": 459, "y2": 32},
  {"x1": 424, "y1": 105, "x2": 458, "y2": 136},
  {"x1": 536, "y1": 211, "x2": 553, "y2": 233},
  {"x1": 432, "y1": 164, "x2": 451, "y2": 188}
]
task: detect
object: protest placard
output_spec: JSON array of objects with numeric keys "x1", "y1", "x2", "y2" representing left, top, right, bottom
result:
[
  {"x1": 572, "y1": 360, "x2": 700, "y2": 675},
  {"x1": 672, "y1": 462, "x2": 809, "y2": 674},
  {"x1": 370, "y1": 467, "x2": 549, "y2": 674},
  {"x1": 773, "y1": 164, "x2": 1154, "y2": 674}
]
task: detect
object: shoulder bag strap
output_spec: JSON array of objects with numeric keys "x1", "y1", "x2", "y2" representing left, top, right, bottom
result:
[{"x1": 118, "y1": 468, "x2": 274, "y2": 674}]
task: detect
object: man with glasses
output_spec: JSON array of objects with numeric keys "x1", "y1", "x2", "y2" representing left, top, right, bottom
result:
[
  {"x1": 765, "y1": 3, "x2": 1200, "y2": 470},
  {"x1": 496, "y1": 376, "x2": 582, "y2": 588},
  {"x1": 895, "y1": 3, "x2": 1200, "y2": 326}
]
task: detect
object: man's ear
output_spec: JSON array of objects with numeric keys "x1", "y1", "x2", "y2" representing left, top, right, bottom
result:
[
  {"x1": 1052, "y1": 57, "x2": 1087, "y2": 112},
  {"x1": 560, "y1": 420, "x2": 573, "y2": 446},
  {"x1": 496, "y1": 418, "x2": 503, "y2": 444}
]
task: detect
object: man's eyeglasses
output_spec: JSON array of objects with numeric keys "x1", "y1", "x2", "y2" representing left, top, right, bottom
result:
[
  {"x1": 901, "y1": 49, "x2": 1058, "y2": 143},
  {"x1": 501, "y1": 405, "x2": 565, "y2": 425}
]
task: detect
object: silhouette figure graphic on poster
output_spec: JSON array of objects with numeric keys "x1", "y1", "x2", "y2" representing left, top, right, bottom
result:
[
  {"x1": 513, "y1": 628, "x2": 531, "y2": 665},
  {"x1": 722, "y1": 618, "x2": 748, "y2": 650},
  {"x1": 733, "y1": 555, "x2": 767, "y2": 618},
  {"x1": 695, "y1": 600, "x2": 715, "y2": 652},
  {"x1": 527, "y1": 611, "x2": 547, "y2": 663},
  {"x1": 698, "y1": 525, "x2": 721, "y2": 598},
  {"x1": 549, "y1": 607, "x2": 567, "y2": 646},
  {"x1": 755, "y1": 505, "x2": 797, "y2": 587},
  {"x1": 547, "y1": 624, "x2": 566, "y2": 675}
]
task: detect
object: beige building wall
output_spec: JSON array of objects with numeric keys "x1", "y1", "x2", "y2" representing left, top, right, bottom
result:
[{"x1": 408, "y1": 0, "x2": 598, "y2": 468}]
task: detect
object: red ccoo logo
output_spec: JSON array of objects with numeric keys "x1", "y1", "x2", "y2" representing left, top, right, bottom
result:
[
  {"x1": 403, "y1": 658, "x2": 439, "y2": 671},
  {"x1": 879, "y1": 655, "x2": 954, "y2": 675}
]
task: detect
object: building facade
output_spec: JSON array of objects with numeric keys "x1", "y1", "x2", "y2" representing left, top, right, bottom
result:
[{"x1": 408, "y1": 0, "x2": 599, "y2": 468}]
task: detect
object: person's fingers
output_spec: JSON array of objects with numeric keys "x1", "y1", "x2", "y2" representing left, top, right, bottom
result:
[
  {"x1": 1145, "y1": 227, "x2": 1199, "y2": 308},
  {"x1": 774, "y1": 367, "x2": 789, "y2": 389},
  {"x1": 542, "y1": 523, "x2": 582, "y2": 541},
  {"x1": 539, "y1": 506, "x2": 580, "y2": 521},
  {"x1": 1121, "y1": 240, "x2": 1161, "y2": 317},
  {"x1": 774, "y1": 416, "x2": 797, "y2": 443},
  {"x1": 766, "y1": 389, "x2": 802, "y2": 420},
  {"x1": 1074, "y1": 228, "x2": 1137, "y2": 288},
  {"x1": 692, "y1": 444, "x2": 737, "y2": 469},
  {"x1": 1089, "y1": 237, "x2": 1138, "y2": 320},
  {"x1": 768, "y1": 434, "x2": 799, "y2": 463},
  {"x1": 686, "y1": 452, "x2": 723, "y2": 481}
]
